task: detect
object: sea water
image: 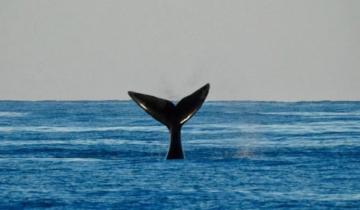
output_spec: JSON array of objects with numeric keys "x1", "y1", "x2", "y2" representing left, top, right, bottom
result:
[{"x1": 0, "y1": 101, "x2": 359, "y2": 209}]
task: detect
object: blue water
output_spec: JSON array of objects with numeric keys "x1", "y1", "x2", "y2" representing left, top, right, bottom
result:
[{"x1": 0, "y1": 101, "x2": 359, "y2": 209}]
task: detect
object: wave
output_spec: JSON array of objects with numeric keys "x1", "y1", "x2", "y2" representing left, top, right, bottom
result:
[
  {"x1": 188, "y1": 137, "x2": 360, "y2": 148},
  {"x1": 189, "y1": 121, "x2": 360, "y2": 135},
  {"x1": 0, "y1": 125, "x2": 167, "y2": 133},
  {"x1": 259, "y1": 111, "x2": 360, "y2": 116},
  {"x1": 0, "y1": 111, "x2": 28, "y2": 117},
  {"x1": 0, "y1": 157, "x2": 104, "y2": 162},
  {"x1": 0, "y1": 139, "x2": 165, "y2": 146},
  {"x1": 261, "y1": 191, "x2": 360, "y2": 202},
  {"x1": 1, "y1": 137, "x2": 358, "y2": 148},
  {"x1": 1, "y1": 120, "x2": 360, "y2": 136}
]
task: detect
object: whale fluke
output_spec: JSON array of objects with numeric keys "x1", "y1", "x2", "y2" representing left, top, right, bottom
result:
[{"x1": 128, "y1": 83, "x2": 210, "y2": 159}]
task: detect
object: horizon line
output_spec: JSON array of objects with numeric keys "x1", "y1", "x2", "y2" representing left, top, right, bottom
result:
[{"x1": 0, "y1": 99, "x2": 359, "y2": 103}]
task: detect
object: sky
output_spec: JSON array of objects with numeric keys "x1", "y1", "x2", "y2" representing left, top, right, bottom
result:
[{"x1": 0, "y1": 0, "x2": 359, "y2": 101}]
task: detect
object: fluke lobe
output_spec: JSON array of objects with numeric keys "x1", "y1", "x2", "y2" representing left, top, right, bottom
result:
[{"x1": 128, "y1": 83, "x2": 210, "y2": 160}]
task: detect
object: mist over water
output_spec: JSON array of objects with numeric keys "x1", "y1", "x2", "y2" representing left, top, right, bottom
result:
[{"x1": 0, "y1": 101, "x2": 359, "y2": 209}]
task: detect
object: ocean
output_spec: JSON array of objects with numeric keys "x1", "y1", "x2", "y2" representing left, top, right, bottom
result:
[{"x1": 0, "y1": 101, "x2": 359, "y2": 209}]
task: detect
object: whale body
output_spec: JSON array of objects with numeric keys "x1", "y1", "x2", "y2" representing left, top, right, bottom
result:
[{"x1": 128, "y1": 83, "x2": 210, "y2": 159}]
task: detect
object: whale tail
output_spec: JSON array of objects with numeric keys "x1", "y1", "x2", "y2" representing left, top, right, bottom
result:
[
  {"x1": 128, "y1": 83, "x2": 210, "y2": 129},
  {"x1": 128, "y1": 83, "x2": 210, "y2": 159}
]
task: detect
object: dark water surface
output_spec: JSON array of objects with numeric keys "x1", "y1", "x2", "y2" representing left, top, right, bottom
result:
[{"x1": 0, "y1": 101, "x2": 359, "y2": 209}]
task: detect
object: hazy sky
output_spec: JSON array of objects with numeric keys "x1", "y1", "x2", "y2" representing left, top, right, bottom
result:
[{"x1": 0, "y1": 0, "x2": 359, "y2": 101}]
